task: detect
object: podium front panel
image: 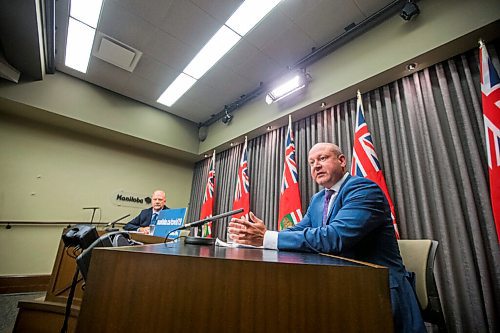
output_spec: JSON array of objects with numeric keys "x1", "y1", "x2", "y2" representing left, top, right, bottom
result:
[{"x1": 77, "y1": 242, "x2": 393, "y2": 333}]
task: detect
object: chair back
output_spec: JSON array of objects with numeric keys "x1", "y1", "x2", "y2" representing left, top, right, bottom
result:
[
  {"x1": 398, "y1": 239, "x2": 447, "y2": 332},
  {"x1": 398, "y1": 239, "x2": 432, "y2": 309}
]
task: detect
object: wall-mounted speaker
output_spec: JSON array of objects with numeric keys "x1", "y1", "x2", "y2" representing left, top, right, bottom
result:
[{"x1": 198, "y1": 126, "x2": 208, "y2": 141}]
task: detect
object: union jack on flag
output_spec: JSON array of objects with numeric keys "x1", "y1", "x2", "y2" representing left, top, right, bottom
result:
[
  {"x1": 200, "y1": 151, "x2": 216, "y2": 237},
  {"x1": 278, "y1": 115, "x2": 303, "y2": 230},
  {"x1": 480, "y1": 41, "x2": 500, "y2": 242},
  {"x1": 232, "y1": 137, "x2": 250, "y2": 219},
  {"x1": 351, "y1": 91, "x2": 400, "y2": 239}
]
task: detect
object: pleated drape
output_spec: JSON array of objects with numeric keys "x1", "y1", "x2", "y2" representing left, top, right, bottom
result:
[{"x1": 186, "y1": 40, "x2": 500, "y2": 332}]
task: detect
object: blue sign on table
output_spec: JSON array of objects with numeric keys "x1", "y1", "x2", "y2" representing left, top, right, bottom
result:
[{"x1": 153, "y1": 208, "x2": 187, "y2": 239}]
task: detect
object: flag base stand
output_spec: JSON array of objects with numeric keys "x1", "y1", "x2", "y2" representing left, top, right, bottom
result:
[{"x1": 185, "y1": 236, "x2": 215, "y2": 246}]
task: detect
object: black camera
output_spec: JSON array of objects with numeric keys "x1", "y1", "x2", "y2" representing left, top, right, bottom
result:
[{"x1": 62, "y1": 225, "x2": 99, "y2": 249}]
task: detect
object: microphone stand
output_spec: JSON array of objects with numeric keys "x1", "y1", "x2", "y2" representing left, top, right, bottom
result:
[
  {"x1": 83, "y1": 207, "x2": 100, "y2": 225},
  {"x1": 164, "y1": 208, "x2": 244, "y2": 245},
  {"x1": 104, "y1": 214, "x2": 131, "y2": 232}
]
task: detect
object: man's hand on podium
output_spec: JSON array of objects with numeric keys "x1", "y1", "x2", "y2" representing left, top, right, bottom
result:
[{"x1": 137, "y1": 226, "x2": 151, "y2": 234}]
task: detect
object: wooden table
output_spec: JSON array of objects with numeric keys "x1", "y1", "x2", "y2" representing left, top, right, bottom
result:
[{"x1": 77, "y1": 241, "x2": 394, "y2": 332}]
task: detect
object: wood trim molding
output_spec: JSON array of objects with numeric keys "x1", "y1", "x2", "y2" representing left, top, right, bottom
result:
[{"x1": 0, "y1": 275, "x2": 50, "y2": 294}]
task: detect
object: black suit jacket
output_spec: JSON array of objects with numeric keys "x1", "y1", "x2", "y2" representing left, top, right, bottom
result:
[{"x1": 123, "y1": 206, "x2": 168, "y2": 231}]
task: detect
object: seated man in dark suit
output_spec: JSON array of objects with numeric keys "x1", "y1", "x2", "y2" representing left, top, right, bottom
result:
[
  {"x1": 229, "y1": 143, "x2": 426, "y2": 333},
  {"x1": 123, "y1": 190, "x2": 168, "y2": 234}
]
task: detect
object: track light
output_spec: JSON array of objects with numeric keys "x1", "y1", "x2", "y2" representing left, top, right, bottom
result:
[
  {"x1": 221, "y1": 107, "x2": 233, "y2": 124},
  {"x1": 400, "y1": 1, "x2": 420, "y2": 21},
  {"x1": 265, "y1": 71, "x2": 311, "y2": 105}
]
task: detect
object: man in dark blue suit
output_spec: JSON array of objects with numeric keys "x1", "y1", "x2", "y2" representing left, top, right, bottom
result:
[
  {"x1": 229, "y1": 142, "x2": 425, "y2": 333},
  {"x1": 123, "y1": 190, "x2": 168, "y2": 234}
]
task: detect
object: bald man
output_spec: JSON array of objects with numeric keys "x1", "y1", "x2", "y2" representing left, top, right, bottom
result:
[
  {"x1": 123, "y1": 190, "x2": 168, "y2": 234},
  {"x1": 229, "y1": 143, "x2": 425, "y2": 333}
]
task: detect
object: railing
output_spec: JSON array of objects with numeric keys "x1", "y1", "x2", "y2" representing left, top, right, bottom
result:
[
  {"x1": 0, "y1": 213, "x2": 131, "y2": 229},
  {"x1": 0, "y1": 221, "x2": 127, "y2": 229}
]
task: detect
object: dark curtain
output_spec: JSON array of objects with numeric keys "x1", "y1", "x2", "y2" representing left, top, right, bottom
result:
[{"x1": 186, "y1": 41, "x2": 500, "y2": 332}]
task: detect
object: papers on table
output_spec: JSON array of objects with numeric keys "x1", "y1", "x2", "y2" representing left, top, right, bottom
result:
[{"x1": 215, "y1": 238, "x2": 263, "y2": 249}]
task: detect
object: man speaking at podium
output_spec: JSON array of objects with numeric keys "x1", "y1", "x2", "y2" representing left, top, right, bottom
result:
[
  {"x1": 229, "y1": 143, "x2": 425, "y2": 333},
  {"x1": 123, "y1": 190, "x2": 168, "y2": 234}
]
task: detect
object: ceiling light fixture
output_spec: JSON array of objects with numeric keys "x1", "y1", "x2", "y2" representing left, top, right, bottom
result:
[
  {"x1": 265, "y1": 71, "x2": 311, "y2": 105},
  {"x1": 157, "y1": 73, "x2": 196, "y2": 107},
  {"x1": 70, "y1": 0, "x2": 103, "y2": 28},
  {"x1": 184, "y1": 26, "x2": 241, "y2": 80},
  {"x1": 157, "y1": 0, "x2": 283, "y2": 107},
  {"x1": 226, "y1": 0, "x2": 282, "y2": 36},
  {"x1": 64, "y1": 0, "x2": 104, "y2": 73},
  {"x1": 65, "y1": 18, "x2": 96, "y2": 73}
]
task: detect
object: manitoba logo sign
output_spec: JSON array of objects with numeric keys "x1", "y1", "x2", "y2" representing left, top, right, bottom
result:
[{"x1": 112, "y1": 190, "x2": 150, "y2": 208}]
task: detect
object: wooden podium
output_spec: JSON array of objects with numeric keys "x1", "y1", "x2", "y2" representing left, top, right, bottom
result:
[
  {"x1": 45, "y1": 231, "x2": 165, "y2": 306},
  {"x1": 77, "y1": 242, "x2": 394, "y2": 332},
  {"x1": 13, "y1": 230, "x2": 164, "y2": 333}
]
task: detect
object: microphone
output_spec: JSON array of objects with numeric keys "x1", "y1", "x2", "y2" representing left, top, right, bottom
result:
[
  {"x1": 104, "y1": 214, "x2": 131, "y2": 228},
  {"x1": 175, "y1": 208, "x2": 243, "y2": 231},
  {"x1": 165, "y1": 208, "x2": 243, "y2": 245},
  {"x1": 104, "y1": 214, "x2": 131, "y2": 232}
]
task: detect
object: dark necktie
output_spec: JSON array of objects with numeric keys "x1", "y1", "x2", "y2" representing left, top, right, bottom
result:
[
  {"x1": 322, "y1": 189, "x2": 334, "y2": 226},
  {"x1": 151, "y1": 213, "x2": 158, "y2": 226}
]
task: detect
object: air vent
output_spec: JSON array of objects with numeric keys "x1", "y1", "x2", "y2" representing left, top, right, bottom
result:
[{"x1": 92, "y1": 32, "x2": 142, "y2": 72}]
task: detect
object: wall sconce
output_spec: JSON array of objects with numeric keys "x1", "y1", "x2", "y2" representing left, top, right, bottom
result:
[{"x1": 265, "y1": 71, "x2": 311, "y2": 105}]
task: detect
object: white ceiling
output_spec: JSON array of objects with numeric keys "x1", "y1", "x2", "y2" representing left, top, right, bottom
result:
[{"x1": 4, "y1": 0, "x2": 401, "y2": 125}]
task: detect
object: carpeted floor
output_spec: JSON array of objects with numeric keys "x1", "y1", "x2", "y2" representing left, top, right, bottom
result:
[{"x1": 0, "y1": 292, "x2": 45, "y2": 333}]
